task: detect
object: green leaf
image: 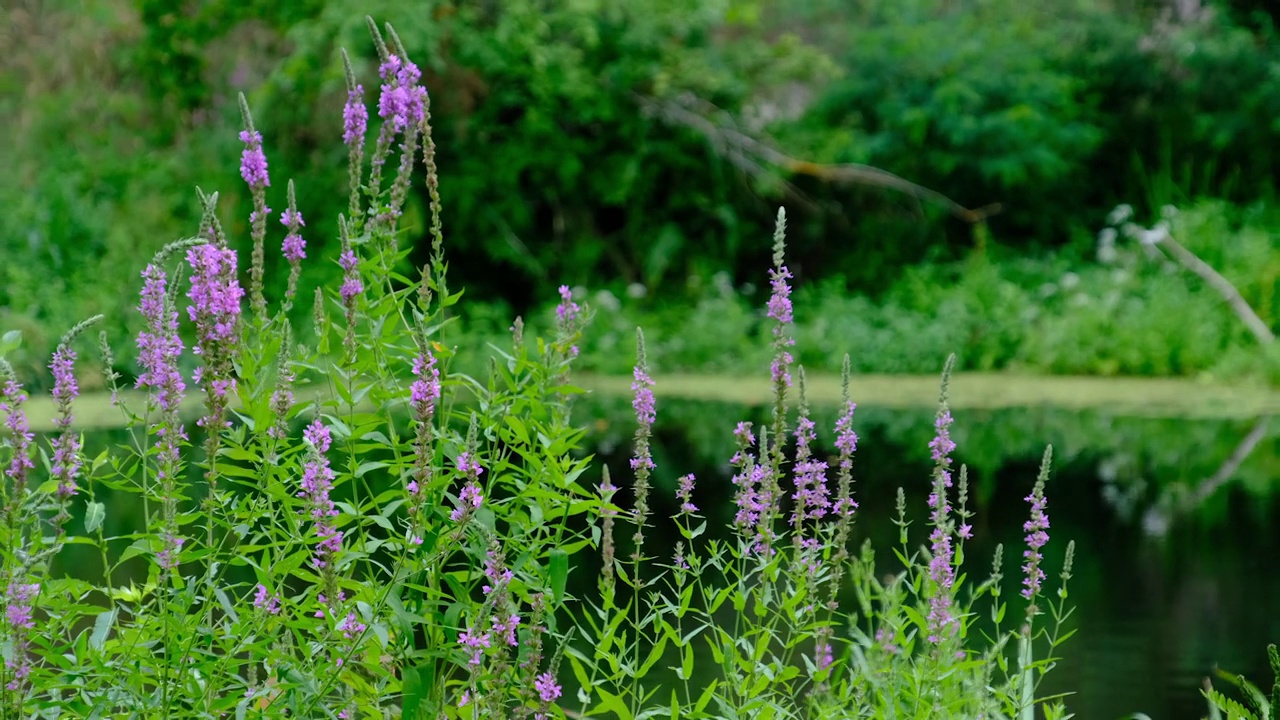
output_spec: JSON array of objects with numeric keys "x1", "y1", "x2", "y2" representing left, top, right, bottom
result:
[
  {"x1": 215, "y1": 587, "x2": 239, "y2": 624},
  {"x1": 84, "y1": 502, "x2": 105, "y2": 534},
  {"x1": 402, "y1": 664, "x2": 423, "y2": 720},
  {"x1": 90, "y1": 609, "x2": 115, "y2": 652},
  {"x1": 589, "y1": 687, "x2": 634, "y2": 720},
  {"x1": 550, "y1": 548, "x2": 568, "y2": 606},
  {"x1": 0, "y1": 330, "x2": 22, "y2": 354}
]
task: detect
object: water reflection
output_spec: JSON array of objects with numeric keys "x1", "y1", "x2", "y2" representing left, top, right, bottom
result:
[{"x1": 576, "y1": 395, "x2": 1279, "y2": 720}]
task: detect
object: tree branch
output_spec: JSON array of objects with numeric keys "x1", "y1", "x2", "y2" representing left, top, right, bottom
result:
[{"x1": 636, "y1": 92, "x2": 1001, "y2": 223}]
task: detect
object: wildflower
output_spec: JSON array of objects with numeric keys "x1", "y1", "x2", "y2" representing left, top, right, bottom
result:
[
  {"x1": 676, "y1": 473, "x2": 697, "y2": 514},
  {"x1": 341, "y1": 49, "x2": 367, "y2": 221},
  {"x1": 338, "y1": 612, "x2": 366, "y2": 640},
  {"x1": 1023, "y1": 447, "x2": 1053, "y2": 601},
  {"x1": 338, "y1": 249, "x2": 362, "y2": 304},
  {"x1": 337, "y1": 217, "x2": 362, "y2": 362},
  {"x1": 451, "y1": 453, "x2": 484, "y2": 522},
  {"x1": 4, "y1": 581, "x2": 38, "y2": 630},
  {"x1": 300, "y1": 419, "x2": 341, "y2": 572},
  {"x1": 157, "y1": 534, "x2": 184, "y2": 570},
  {"x1": 136, "y1": 264, "x2": 186, "y2": 413},
  {"x1": 253, "y1": 584, "x2": 281, "y2": 615},
  {"x1": 186, "y1": 243, "x2": 243, "y2": 402},
  {"x1": 239, "y1": 129, "x2": 270, "y2": 189},
  {"x1": 377, "y1": 54, "x2": 427, "y2": 135},
  {"x1": 3, "y1": 579, "x2": 38, "y2": 691},
  {"x1": 408, "y1": 339, "x2": 440, "y2": 521},
  {"x1": 832, "y1": 397, "x2": 859, "y2": 518},
  {"x1": 458, "y1": 627, "x2": 491, "y2": 666},
  {"x1": 280, "y1": 182, "x2": 307, "y2": 304},
  {"x1": 535, "y1": 672, "x2": 561, "y2": 703},
  {"x1": 1, "y1": 375, "x2": 34, "y2": 503},
  {"x1": 790, "y1": 413, "x2": 831, "y2": 526},
  {"x1": 630, "y1": 329, "x2": 655, "y2": 557},
  {"x1": 555, "y1": 285, "x2": 582, "y2": 358},
  {"x1": 343, "y1": 84, "x2": 368, "y2": 147},
  {"x1": 555, "y1": 285, "x2": 579, "y2": 325},
  {"x1": 267, "y1": 328, "x2": 295, "y2": 443},
  {"x1": 926, "y1": 356, "x2": 958, "y2": 644}
]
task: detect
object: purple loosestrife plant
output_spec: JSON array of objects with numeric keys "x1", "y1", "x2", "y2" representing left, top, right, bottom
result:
[
  {"x1": 1022, "y1": 447, "x2": 1053, "y2": 604},
  {"x1": 280, "y1": 180, "x2": 307, "y2": 305},
  {"x1": 238, "y1": 95, "x2": 271, "y2": 321},
  {"x1": 341, "y1": 49, "x2": 367, "y2": 221},
  {"x1": 630, "y1": 328, "x2": 655, "y2": 561},
  {"x1": 47, "y1": 316, "x2": 101, "y2": 531},
  {"x1": 925, "y1": 356, "x2": 959, "y2": 645},
  {"x1": 337, "y1": 218, "x2": 363, "y2": 364},
  {"x1": 1, "y1": 366, "x2": 35, "y2": 527},
  {"x1": 789, "y1": 372, "x2": 831, "y2": 538},
  {"x1": 408, "y1": 337, "x2": 441, "y2": 512},
  {"x1": 382, "y1": 44, "x2": 428, "y2": 235},
  {"x1": 3, "y1": 579, "x2": 38, "y2": 695},
  {"x1": 136, "y1": 248, "x2": 197, "y2": 575},
  {"x1": 300, "y1": 418, "x2": 341, "y2": 597}
]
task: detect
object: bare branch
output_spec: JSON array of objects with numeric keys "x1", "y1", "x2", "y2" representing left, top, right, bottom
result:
[{"x1": 636, "y1": 92, "x2": 1001, "y2": 223}]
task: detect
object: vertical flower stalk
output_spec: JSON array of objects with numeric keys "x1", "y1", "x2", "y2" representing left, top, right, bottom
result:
[
  {"x1": 1, "y1": 363, "x2": 34, "y2": 528},
  {"x1": 673, "y1": 473, "x2": 697, "y2": 571},
  {"x1": 300, "y1": 418, "x2": 341, "y2": 607},
  {"x1": 630, "y1": 328, "x2": 655, "y2": 562},
  {"x1": 2, "y1": 578, "x2": 38, "y2": 697},
  {"x1": 554, "y1": 285, "x2": 582, "y2": 361},
  {"x1": 763, "y1": 208, "x2": 793, "y2": 550},
  {"x1": 421, "y1": 82, "x2": 448, "y2": 302},
  {"x1": 337, "y1": 216, "x2": 363, "y2": 365},
  {"x1": 597, "y1": 465, "x2": 618, "y2": 598},
  {"x1": 340, "y1": 49, "x2": 368, "y2": 223},
  {"x1": 766, "y1": 208, "x2": 794, "y2": 459},
  {"x1": 513, "y1": 593, "x2": 548, "y2": 720},
  {"x1": 407, "y1": 334, "x2": 441, "y2": 541},
  {"x1": 926, "y1": 355, "x2": 958, "y2": 645},
  {"x1": 729, "y1": 422, "x2": 759, "y2": 537},
  {"x1": 383, "y1": 30, "x2": 428, "y2": 236},
  {"x1": 267, "y1": 322, "x2": 296, "y2": 448},
  {"x1": 186, "y1": 243, "x2": 244, "y2": 481},
  {"x1": 831, "y1": 354, "x2": 860, "y2": 552},
  {"x1": 1022, "y1": 446, "x2": 1053, "y2": 606},
  {"x1": 790, "y1": 370, "x2": 831, "y2": 540},
  {"x1": 48, "y1": 316, "x2": 102, "y2": 531},
  {"x1": 280, "y1": 180, "x2": 307, "y2": 306},
  {"x1": 450, "y1": 451, "x2": 485, "y2": 524},
  {"x1": 238, "y1": 95, "x2": 271, "y2": 322},
  {"x1": 136, "y1": 251, "x2": 192, "y2": 574}
]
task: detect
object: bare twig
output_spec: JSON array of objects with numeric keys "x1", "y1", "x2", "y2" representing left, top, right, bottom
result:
[
  {"x1": 636, "y1": 92, "x2": 1001, "y2": 223},
  {"x1": 1152, "y1": 229, "x2": 1276, "y2": 345}
]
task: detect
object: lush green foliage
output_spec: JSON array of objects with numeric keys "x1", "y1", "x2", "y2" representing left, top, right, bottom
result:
[{"x1": 5, "y1": 0, "x2": 1280, "y2": 387}]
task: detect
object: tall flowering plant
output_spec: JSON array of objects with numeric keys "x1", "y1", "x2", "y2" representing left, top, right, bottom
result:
[
  {"x1": 0, "y1": 18, "x2": 592, "y2": 719},
  {"x1": 570, "y1": 211, "x2": 1079, "y2": 720}
]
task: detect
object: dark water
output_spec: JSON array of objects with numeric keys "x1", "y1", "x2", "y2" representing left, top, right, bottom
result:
[
  {"x1": 58, "y1": 396, "x2": 1278, "y2": 718},
  {"x1": 579, "y1": 396, "x2": 1280, "y2": 720}
]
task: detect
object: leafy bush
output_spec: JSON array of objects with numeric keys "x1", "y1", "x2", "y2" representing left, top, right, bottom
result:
[{"x1": 0, "y1": 20, "x2": 1079, "y2": 718}]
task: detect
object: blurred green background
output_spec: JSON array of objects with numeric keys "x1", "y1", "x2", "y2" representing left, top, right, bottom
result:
[{"x1": 3, "y1": 0, "x2": 1279, "y2": 385}]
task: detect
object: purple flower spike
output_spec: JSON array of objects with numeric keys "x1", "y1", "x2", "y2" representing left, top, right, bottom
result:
[
  {"x1": 280, "y1": 207, "x2": 307, "y2": 263},
  {"x1": 343, "y1": 84, "x2": 368, "y2": 147},
  {"x1": 238, "y1": 130, "x2": 270, "y2": 189},
  {"x1": 377, "y1": 54, "x2": 427, "y2": 134},
  {"x1": 1022, "y1": 454, "x2": 1052, "y2": 600},
  {"x1": 536, "y1": 672, "x2": 562, "y2": 703}
]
